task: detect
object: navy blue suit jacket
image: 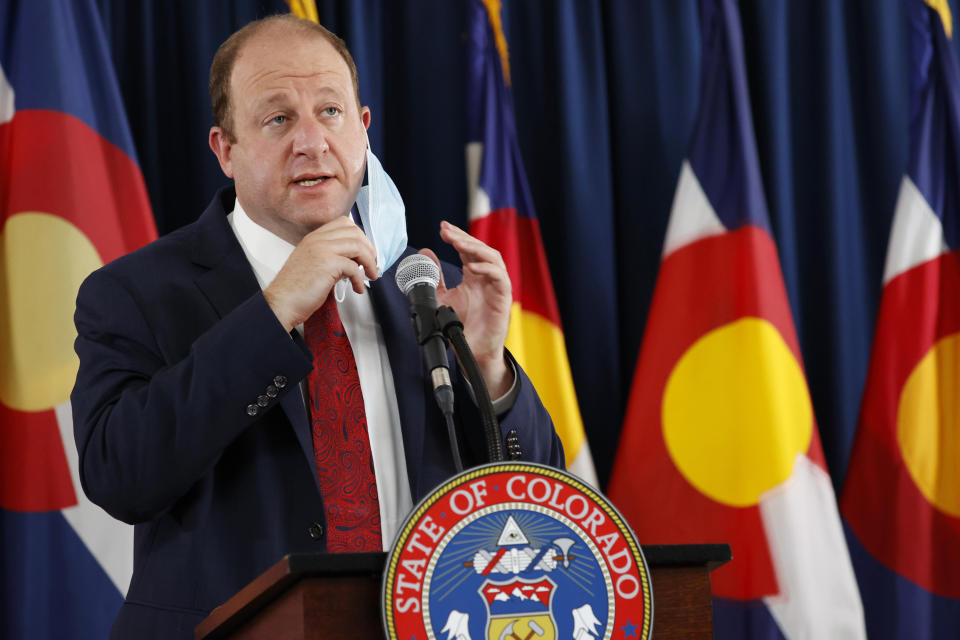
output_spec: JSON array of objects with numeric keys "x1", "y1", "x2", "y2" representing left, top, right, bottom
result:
[{"x1": 71, "y1": 187, "x2": 563, "y2": 638}]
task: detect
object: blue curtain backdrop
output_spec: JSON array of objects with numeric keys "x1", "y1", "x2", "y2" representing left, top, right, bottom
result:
[{"x1": 92, "y1": 0, "x2": 953, "y2": 495}]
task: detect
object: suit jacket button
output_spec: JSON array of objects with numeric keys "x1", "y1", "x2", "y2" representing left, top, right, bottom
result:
[
  {"x1": 506, "y1": 429, "x2": 522, "y2": 459},
  {"x1": 308, "y1": 522, "x2": 324, "y2": 540},
  {"x1": 274, "y1": 375, "x2": 287, "y2": 389},
  {"x1": 266, "y1": 385, "x2": 279, "y2": 398},
  {"x1": 246, "y1": 404, "x2": 259, "y2": 417},
  {"x1": 257, "y1": 394, "x2": 270, "y2": 407}
]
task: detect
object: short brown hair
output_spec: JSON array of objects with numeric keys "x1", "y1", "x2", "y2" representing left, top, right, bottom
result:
[{"x1": 209, "y1": 14, "x2": 361, "y2": 141}]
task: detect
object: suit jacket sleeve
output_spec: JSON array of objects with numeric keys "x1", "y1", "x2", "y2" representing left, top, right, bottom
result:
[
  {"x1": 71, "y1": 266, "x2": 312, "y2": 524},
  {"x1": 447, "y1": 350, "x2": 564, "y2": 468},
  {"x1": 500, "y1": 350, "x2": 565, "y2": 466}
]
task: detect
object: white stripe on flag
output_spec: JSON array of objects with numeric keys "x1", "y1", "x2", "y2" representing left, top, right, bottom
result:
[
  {"x1": 760, "y1": 454, "x2": 866, "y2": 639},
  {"x1": 566, "y1": 439, "x2": 599, "y2": 489},
  {"x1": 1, "y1": 64, "x2": 14, "y2": 124},
  {"x1": 465, "y1": 141, "x2": 492, "y2": 222},
  {"x1": 883, "y1": 176, "x2": 948, "y2": 284},
  {"x1": 55, "y1": 400, "x2": 133, "y2": 595},
  {"x1": 662, "y1": 161, "x2": 726, "y2": 259}
]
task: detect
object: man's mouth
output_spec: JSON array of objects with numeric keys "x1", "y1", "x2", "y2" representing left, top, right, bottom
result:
[{"x1": 294, "y1": 176, "x2": 330, "y2": 187}]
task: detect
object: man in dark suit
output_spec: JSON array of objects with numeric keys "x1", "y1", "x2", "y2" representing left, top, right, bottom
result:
[{"x1": 71, "y1": 14, "x2": 562, "y2": 638}]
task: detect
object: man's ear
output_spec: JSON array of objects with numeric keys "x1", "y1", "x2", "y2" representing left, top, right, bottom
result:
[
  {"x1": 361, "y1": 106, "x2": 371, "y2": 130},
  {"x1": 209, "y1": 127, "x2": 234, "y2": 178}
]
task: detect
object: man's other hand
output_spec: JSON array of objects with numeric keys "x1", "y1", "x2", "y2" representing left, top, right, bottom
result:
[{"x1": 423, "y1": 221, "x2": 513, "y2": 399}]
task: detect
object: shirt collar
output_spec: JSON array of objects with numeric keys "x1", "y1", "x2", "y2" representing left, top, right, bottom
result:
[{"x1": 227, "y1": 197, "x2": 294, "y2": 289}]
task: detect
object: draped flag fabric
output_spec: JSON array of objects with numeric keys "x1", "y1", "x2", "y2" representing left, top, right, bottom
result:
[
  {"x1": 841, "y1": 1, "x2": 960, "y2": 637},
  {"x1": 465, "y1": 0, "x2": 598, "y2": 486},
  {"x1": 607, "y1": 0, "x2": 865, "y2": 638},
  {"x1": 0, "y1": 1, "x2": 157, "y2": 636}
]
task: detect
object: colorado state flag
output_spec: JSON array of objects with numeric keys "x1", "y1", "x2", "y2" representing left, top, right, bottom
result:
[
  {"x1": 465, "y1": 0, "x2": 597, "y2": 485},
  {"x1": 607, "y1": 0, "x2": 865, "y2": 637},
  {"x1": 841, "y1": 1, "x2": 960, "y2": 637},
  {"x1": 0, "y1": 0, "x2": 156, "y2": 636}
]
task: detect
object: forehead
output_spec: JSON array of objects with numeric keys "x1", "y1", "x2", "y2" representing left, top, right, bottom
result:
[{"x1": 231, "y1": 26, "x2": 354, "y2": 102}]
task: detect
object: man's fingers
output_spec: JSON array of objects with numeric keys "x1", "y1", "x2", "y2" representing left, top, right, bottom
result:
[
  {"x1": 344, "y1": 263, "x2": 367, "y2": 294},
  {"x1": 351, "y1": 243, "x2": 379, "y2": 281},
  {"x1": 304, "y1": 228, "x2": 378, "y2": 280},
  {"x1": 317, "y1": 214, "x2": 362, "y2": 231},
  {"x1": 321, "y1": 239, "x2": 378, "y2": 281},
  {"x1": 417, "y1": 248, "x2": 446, "y2": 291},
  {"x1": 465, "y1": 260, "x2": 507, "y2": 280},
  {"x1": 440, "y1": 220, "x2": 504, "y2": 267},
  {"x1": 464, "y1": 261, "x2": 511, "y2": 296}
]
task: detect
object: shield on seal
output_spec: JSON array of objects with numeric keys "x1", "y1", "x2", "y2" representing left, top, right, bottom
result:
[{"x1": 480, "y1": 577, "x2": 557, "y2": 640}]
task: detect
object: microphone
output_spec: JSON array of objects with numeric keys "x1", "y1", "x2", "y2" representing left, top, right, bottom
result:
[
  {"x1": 396, "y1": 253, "x2": 462, "y2": 471},
  {"x1": 395, "y1": 254, "x2": 451, "y2": 394}
]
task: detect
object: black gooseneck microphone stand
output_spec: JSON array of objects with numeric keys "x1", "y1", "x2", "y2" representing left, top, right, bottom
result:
[{"x1": 435, "y1": 306, "x2": 506, "y2": 464}]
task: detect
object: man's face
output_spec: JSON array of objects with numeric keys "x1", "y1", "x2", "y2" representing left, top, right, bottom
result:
[{"x1": 210, "y1": 27, "x2": 370, "y2": 244}]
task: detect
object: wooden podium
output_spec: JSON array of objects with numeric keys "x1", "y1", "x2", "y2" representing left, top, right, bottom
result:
[{"x1": 195, "y1": 544, "x2": 730, "y2": 639}]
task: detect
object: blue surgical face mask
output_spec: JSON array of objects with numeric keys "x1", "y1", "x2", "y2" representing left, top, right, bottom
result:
[{"x1": 356, "y1": 145, "x2": 407, "y2": 277}]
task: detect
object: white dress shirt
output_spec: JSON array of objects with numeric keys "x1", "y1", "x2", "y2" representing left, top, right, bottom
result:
[{"x1": 227, "y1": 199, "x2": 412, "y2": 549}]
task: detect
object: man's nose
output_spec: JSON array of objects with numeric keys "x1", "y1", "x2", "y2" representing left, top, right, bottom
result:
[{"x1": 291, "y1": 117, "x2": 330, "y2": 157}]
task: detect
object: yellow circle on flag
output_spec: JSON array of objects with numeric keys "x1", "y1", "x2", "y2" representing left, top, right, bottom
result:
[
  {"x1": 897, "y1": 333, "x2": 960, "y2": 517},
  {"x1": 0, "y1": 212, "x2": 103, "y2": 411},
  {"x1": 662, "y1": 317, "x2": 813, "y2": 507}
]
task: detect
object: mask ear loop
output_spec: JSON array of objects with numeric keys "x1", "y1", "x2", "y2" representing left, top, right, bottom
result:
[
  {"x1": 362, "y1": 131, "x2": 382, "y2": 279},
  {"x1": 336, "y1": 132, "x2": 375, "y2": 304},
  {"x1": 334, "y1": 278, "x2": 348, "y2": 303},
  {"x1": 363, "y1": 130, "x2": 377, "y2": 254}
]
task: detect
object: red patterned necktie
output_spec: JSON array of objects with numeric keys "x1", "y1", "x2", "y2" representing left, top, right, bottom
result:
[{"x1": 304, "y1": 296, "x2": 382, "y2": 552}]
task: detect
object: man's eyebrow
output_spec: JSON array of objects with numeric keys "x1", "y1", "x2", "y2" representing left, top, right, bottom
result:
[
  {"x1": 251, "y1": 86, "x2": 346, "y2": 113},
  {"x1": 252, "y1": 93, "x2": 292, "y2": 113},
  {"x1": 313, "y1": 85, "x2": 347, "y2": 101}
]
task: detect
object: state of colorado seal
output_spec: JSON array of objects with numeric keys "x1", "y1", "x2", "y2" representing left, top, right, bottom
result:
[{"x1": 383, "y1": 463, "x2": 652, "y2": 640}]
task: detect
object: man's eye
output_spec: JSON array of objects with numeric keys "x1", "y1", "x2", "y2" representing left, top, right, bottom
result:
[
  {"x1": 323, "y1": 107, "x2": 340, "y2": 117},
  {"x1": 270, "y1": 115, "x2": 286, "y2": 125}
]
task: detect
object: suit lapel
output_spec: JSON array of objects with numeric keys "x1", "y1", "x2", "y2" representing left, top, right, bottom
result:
[
  {"x1": 370, "y1": 250, "x2": 428, "y2": 499},
  {"x1": 189, "y1": 188, "x2": 315, "y2": 486}
]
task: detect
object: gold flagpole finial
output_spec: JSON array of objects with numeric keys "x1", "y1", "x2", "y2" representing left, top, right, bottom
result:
[
  {"x1": 480, "y1": 0, "x2": 512, "y2": 86},
  {"x1": 925, "y1": 0, "x2": 953, "y2": 38},
  {"x1": 287, "y1": 0, "x2": 320, "y2": 24}
]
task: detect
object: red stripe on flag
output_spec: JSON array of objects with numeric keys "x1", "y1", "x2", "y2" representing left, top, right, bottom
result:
[
  {"x1": 1, "y1": 109, "x2": 156, "y2": 259},
  {"x1": 0, "y1": 404, "x2": 75, "y2": 511},
  {"x1": 842, "y1": 249, "x2": 960, "y2": 598},
  {"x1": 470, "y1": 208, "x2": 562, "y2": 326}
]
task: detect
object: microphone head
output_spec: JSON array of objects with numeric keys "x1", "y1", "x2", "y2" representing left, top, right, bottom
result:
[{"x1": 395, "y1": 253, "x2": 440, "y2": 295}]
